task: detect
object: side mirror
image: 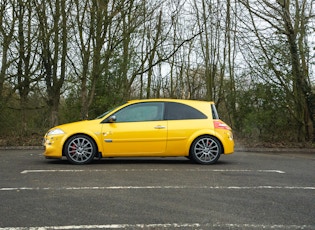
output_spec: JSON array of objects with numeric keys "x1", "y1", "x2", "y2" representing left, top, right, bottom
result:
[{"x1": 108, "y1": 115, "x2": 116, "y2": 123}]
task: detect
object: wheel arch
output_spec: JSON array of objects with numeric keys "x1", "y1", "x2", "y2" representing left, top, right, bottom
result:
[
  {"x1": 188, "y1": 134, "x2": 224, "y2": 157},
  {"x1": 188, "y1": 134, "x2": 223, "y2": 164},
  {"x1": 62, "y1": 133, "x2": 100, "y2": 156}
]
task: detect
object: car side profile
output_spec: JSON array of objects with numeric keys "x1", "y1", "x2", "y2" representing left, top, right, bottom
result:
[{"x1": 43, "y1": 99, "x2": 234, "y2": 164}]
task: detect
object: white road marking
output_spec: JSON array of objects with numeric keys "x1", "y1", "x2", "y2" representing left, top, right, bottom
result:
[
  {"x1": 0, "y1": 223, "x2": 314, "y2": 229},
  {"x1": 1, "y1": 185, "x2": 314, "y2": 191},
  {"x1": 20, "y1": 169, "x2": 286, "y2": 174}
]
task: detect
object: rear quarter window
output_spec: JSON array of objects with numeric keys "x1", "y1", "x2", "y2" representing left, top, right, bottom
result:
[
  {"x1": 165, "y1": 102, "x2": 207, "y2": 120},
  {"x1": 211, "y1": 104, "x2": 219, "y2": 119}
]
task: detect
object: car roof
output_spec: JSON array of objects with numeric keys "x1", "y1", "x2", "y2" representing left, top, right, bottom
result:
[{"x1": 127, "y1": 98, "x2": 214, "y2": 104}]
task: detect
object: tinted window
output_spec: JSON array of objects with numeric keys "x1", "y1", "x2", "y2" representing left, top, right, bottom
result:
[
  {"x1": 211, "y1": 104, "x2": 219, "y2": 119},
  {"x1": 113, "y1": 102, "x2": 164, "y2": 122},
  {"x1": 165, "y1": 102, "x2": 207, "y2": 120}
]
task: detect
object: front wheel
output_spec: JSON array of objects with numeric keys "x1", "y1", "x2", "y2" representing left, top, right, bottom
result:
[
  {"x1": 64, "y1": 135, "x2": 97, "y2": 164},
  {"x1": 190, "y1": 136, "x2": 222, "y2": 164}
]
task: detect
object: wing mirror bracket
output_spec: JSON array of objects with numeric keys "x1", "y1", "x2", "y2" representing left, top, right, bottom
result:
[{"x1": 108, "y1": 115, "x2": 116, "y2": 123}]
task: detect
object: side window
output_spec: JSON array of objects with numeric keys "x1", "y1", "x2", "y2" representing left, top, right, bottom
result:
[
  {"x1": 113, "y1": 102, "x2": 164, "y2": 122},
  {"x1": 211, "y1": 104, "x2": 219, "y2": 119},
  {"x1": 165, "y1": 102, "x2": 207, "y2": 120}
]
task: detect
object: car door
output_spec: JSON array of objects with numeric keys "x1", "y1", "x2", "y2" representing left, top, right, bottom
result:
[
  {"x1": 101, "y1": 102, "x2": 167, "y2": 156},
  {"x1": 164, "y1": 102, "x2": 208, "y2": 155}
]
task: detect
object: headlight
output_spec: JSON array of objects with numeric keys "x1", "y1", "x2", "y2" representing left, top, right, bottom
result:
[{"x1": 47, "y1": 128, "x2": 65, "y2": 136}]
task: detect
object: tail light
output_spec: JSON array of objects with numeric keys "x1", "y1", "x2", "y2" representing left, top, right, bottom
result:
[{"x1": 213, "y1": 120, "x2": 231, "y2": 130}]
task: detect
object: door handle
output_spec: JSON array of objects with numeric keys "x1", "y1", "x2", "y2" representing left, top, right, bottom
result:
[{"x1": 154, "y1": 125, "x2": 166, "y2": 129}]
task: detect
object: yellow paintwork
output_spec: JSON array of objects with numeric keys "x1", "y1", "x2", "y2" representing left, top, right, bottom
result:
[{"x1": 43, "y1": 99, "x2": 234, "y2": 159}]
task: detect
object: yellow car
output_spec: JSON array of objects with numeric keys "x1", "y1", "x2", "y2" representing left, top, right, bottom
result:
[{"x1": 43, "y1": 99, "x2": 234, "y2": 164}]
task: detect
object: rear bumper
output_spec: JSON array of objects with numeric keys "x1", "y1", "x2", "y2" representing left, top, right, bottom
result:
[{"x1": 217, "y1": 130, "x2": 234, "y2": 154}]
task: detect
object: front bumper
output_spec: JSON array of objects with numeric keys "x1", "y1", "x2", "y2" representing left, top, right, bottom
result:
[{"x1": 43, "y1": 134, "x2": 65, "y2": 158}]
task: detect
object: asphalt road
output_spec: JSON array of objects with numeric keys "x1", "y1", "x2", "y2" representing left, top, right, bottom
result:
[{"x1": 0, "y1": 149, "x2": 314, "y2": 230}]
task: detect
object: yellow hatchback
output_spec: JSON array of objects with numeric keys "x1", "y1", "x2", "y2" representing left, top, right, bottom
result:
[{"x1": 43, "y1": 99, "x2": 234, "y2": 164}]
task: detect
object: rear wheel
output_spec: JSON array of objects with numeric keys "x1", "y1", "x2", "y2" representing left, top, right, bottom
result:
[
  {"x1": 64, "y1": 135, "x2": 96, "y2": 164},
  {"x1": 190, "y1": 136, "x2": 221, "y2": 164}
]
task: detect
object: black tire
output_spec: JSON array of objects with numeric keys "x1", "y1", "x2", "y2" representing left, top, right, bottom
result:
[
  {"x1": 190, "y1": 136, "x2": 222, "y2": 164},
  {"x1": 64, "y1": 135, "x2": 97, "y2": 165}
]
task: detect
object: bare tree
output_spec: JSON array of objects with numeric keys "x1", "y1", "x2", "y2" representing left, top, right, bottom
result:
[
  {"x1": 71, "y1": 0, "x2": 147, "y2": 118},
  {"x1": 192, "y1": 0, "x2": 231, "y2": 103},
  {"x1": 239, "y1": 0, "x2": 315, "y2": 142},
  {"x1": 34, "y1": 0, "x2": 71, "y2": 126},
  {"x1": 0, "y1": 0, "x2": 16, "y2": 102},
  {"x1": 13, "y1": 0, "x2": 41, "y2": 133}
]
